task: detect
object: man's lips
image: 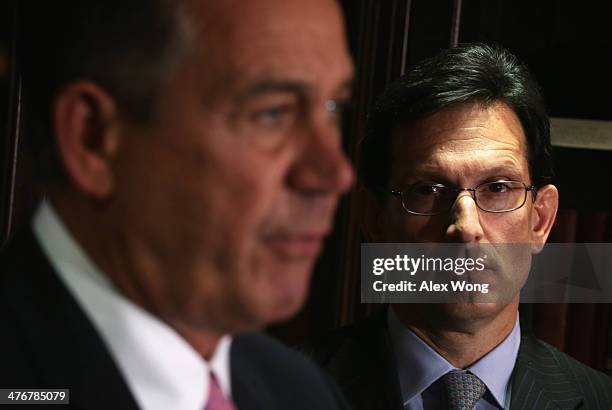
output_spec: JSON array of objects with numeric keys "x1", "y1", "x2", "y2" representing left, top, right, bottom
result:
[{"x1": 261, "y1": 230, "x2": 330, "y2": 258}]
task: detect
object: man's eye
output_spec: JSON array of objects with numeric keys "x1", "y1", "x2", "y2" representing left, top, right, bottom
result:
[
  {"x1": 251, "y1": 105, "x2": 294, "y2": 128},
  {"x1": 487, "y1": 182, "x2": 509, "y2": 193},
  {"x1": 414, "y1": 184, "x2": 443, "y2": 196}
]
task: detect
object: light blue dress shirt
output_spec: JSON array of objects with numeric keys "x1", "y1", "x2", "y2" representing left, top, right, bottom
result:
[{"x1": 387, "y1": 308, "x2": 520, "y2": 410}]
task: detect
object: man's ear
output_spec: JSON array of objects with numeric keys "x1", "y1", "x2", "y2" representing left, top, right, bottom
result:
[
  {"x1": 53, "y1": 81, "x2": 121, "y2": 199},
  {"x1": 530, "y1": 184, "x2": 559, "y2": 254},
  {"x1": 360, "y1": 187, "x2": 386, "y2": 242}
]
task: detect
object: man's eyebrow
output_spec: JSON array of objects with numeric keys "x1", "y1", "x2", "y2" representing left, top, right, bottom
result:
[
  {"x1": 480, "y1": 165, "x2": 525, "y2": 179},
  {"x1": 235, "y1": 79, "x2": 310, "y2": 103},
  {"x1": 235, "y1": 77, "x2": 354, "y2": 103}
]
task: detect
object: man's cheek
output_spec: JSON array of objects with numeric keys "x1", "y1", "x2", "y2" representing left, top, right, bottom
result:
[
  {"x1": 480, "y1": 212, "x2": 526, "y2": 242},
  {"x1": 505, "y1": 214, "x2": 533, "y2": 242},
  {"x1": 249, "y1": 169, "x2": 291, "y2": 221}
]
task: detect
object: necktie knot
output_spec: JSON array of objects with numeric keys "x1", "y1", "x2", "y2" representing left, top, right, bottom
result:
[{"x1": 443, "y1": 370, "x2": 486, "y2": 410}]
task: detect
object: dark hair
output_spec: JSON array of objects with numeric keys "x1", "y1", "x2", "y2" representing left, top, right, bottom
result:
[
  {"x1": 360, "y1": 43, "x2": 553, "y2": 194},
  {"x1": 18, "y1": 0, "x2": 189, "y2": 184}
]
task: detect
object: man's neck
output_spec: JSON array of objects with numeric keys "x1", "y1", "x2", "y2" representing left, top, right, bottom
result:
[
  {"x1": 392, "y1": 302, "x2": 518, "y2": 368},
  {"x1": 47, "y1": 195, "x2": 224, "y2": 360}
]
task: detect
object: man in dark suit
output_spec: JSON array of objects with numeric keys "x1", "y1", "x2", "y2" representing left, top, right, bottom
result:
[
  {"x1": 309, "y1": 44, "x2": 612, "y2": 409},
  {"x1": 0, "y1": 0, "x2": 354, "y2": 409}
]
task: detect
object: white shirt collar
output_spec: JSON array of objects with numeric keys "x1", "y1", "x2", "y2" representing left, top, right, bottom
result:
[{"x1": 32, "y1": 201, "x2": 233, "y2": 410}]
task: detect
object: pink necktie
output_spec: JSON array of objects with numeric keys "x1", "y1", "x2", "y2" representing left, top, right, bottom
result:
[{"x1": 205, "y1": 372, "x2": 237, "y2": 410}]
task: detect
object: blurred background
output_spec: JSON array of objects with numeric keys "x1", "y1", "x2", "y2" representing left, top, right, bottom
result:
[{"x1": 2, "y1": 0, "x2": 612, "y2": 375}]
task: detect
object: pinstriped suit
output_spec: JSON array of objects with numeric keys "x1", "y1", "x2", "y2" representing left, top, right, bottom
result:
[
  {"x1": 511, "y1": 333, "x2": 612, "y2": 409},
  {"x1": 308, "y1": 310, "x2": 612, "y2": 410}
]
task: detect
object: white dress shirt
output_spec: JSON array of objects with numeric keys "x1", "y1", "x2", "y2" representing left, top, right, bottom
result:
[{"x1": 32, "y1": 202, "x2": 233, "y2": 410}]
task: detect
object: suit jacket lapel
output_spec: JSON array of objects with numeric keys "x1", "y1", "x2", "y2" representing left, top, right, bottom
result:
[
  {"x1": 1, "y1": 228, "x2": 140, "y2": 410},
  {"x1": 510, "y1": 332, "x2": 583, "y2": 410}
]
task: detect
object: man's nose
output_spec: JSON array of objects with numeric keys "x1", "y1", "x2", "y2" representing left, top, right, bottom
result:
[
  {"x1": 288, "y1": 120, "x2": 354, "y2": 195},
  {"x1": 445, "y1": 191, "x2": 484, "y2": 243}
]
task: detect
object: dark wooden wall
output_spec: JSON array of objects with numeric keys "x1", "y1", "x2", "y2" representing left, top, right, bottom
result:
[
  {"x1": 0, "y1": 0, "x2": 38, "y2": 248},
  {"x1": 0, "y1": 0, "x2": 19, "y2": 246}
]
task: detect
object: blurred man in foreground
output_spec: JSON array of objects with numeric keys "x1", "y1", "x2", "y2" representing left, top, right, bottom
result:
[
  {"x1": 0, "y1": 1, "x2": 354, "y2": 409},
  {"x1": 310, "y1": 44, "x2": 612, "y2": 409}
]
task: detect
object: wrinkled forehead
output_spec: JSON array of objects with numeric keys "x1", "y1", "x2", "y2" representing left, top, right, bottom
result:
[
  {"x1": 188, "y1": 0, "x2": 346, "y2": 31},
  {"x1": 177, "y1": 0, "x2": 353, "y2": 95},
  {"x1": 184, "y1": 0, "x2": 349, "y2": 65},
  {"x1": 390, "y1": 102, "x2": 530, "y2": 181}
]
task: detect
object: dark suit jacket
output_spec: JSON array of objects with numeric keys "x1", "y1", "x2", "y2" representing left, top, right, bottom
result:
[
  {"x1": 0, "y1": 228, "x2": 350, "y2": 410},
  {"x1": 307, "y1": 309, "x2": 612, "y2": 410}
]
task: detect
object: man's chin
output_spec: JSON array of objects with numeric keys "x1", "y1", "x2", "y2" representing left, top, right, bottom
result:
[
  {"x1": 239, "y1": 269, "x2": 313, "y2": 329},
  {"x1": 227, "y1": 295, "x2": 306, "y2": 334},
  {"x1": 434, "y1": 302, "x2": 510, "y2": 326},
  {"x1": 262, "y1": 281, "x2": 311, "y2": 324},
  {"x1": 264, "y1": 297, "x2": 306, "y2": 325}
]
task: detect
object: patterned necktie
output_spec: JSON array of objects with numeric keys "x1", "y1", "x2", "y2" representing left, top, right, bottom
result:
[
  {"x1": 205, "y1": 372, "x2": 237, "y2": 410},
  {"x1": 443, "y1": 369, "x2": 486, "y2": 410}
]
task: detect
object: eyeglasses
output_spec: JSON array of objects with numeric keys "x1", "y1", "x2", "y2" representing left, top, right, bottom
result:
[{"x1": 390, "y1": 180, "x2": 537, "y2": 216}]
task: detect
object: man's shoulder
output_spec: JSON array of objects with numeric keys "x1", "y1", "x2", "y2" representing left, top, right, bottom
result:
[
  {"x1": 0, "y1": 228, "x2": 142, "y2": 409},
  {"x1": 0, "y1": 228, "x2": 48, "y2": 371},
  {"x1": 231, "y1": 332, "x2": 350, "y2": 410},
  {"x1": 0, "y1": 301, "x2": 39, "y2": 386},
  {"x1": 514, "y1": 333, "x2": 612, "y2": 408},
  {"x1": 521, "y1": 334, "x2": 612, "y2": 390},
  {"x1": 533, "y1": 337, "x2": 611, "y2": 382}
]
